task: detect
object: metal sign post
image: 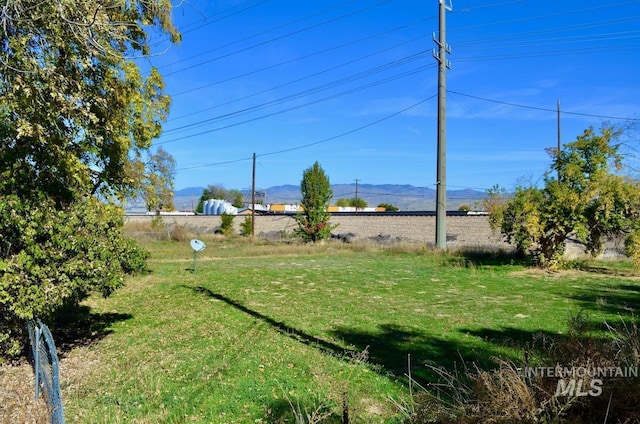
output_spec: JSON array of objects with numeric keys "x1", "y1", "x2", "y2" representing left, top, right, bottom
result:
[{"x1": 190, "y1": 239, "x2": 206, "y2": 273}]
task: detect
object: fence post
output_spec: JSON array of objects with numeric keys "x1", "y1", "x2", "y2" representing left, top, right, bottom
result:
[
  {"x1": 34, "y1": 324, "x2": 41, "y2": 401},
  {"x1": 27, "y1": 318, "x2": 66, "y2": 424}
]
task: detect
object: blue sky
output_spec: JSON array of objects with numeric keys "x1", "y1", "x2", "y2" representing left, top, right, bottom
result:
[{"x1": 144, "y1": 0, "x2": 640, "y2": 195}]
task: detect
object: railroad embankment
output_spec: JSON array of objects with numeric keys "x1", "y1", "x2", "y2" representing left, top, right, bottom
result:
[{"x1": 126, "y1": 214, "x2": 626, "y2": 258}]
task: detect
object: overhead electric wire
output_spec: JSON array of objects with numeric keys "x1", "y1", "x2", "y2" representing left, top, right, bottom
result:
[
  {"x1": 161, "y1": 0, "x2": 358, "y2": 66},
  {"x1": 449, "y1": 91, "x2": 640, "y2": 122},
  {"x1": 174, "y1": 0, "x2": 273, "y2": 37},
  {"x1": 169, "y1": 16, "x2": 435, "y2": 101},
  {"x1": 257, "y1": 95, "x2": 435, "y2": 159},
  {"x1": 175, "y1": 94, "x2": 436, "y2": 171},
  {"x1": 162, "y1": 0, "x2": 393, "y2": 77},
  {"x1": 157, "y1": 63, "x2": 435, "y2": 145},
  {"x1": 457, "y1": 29, "x2": 640, "y2": 51},
  {"x1": 148, "y1": 0, "x2": 272, "y2": 49},
  {"x1": 162, "y1": 49, "x2": 432, "y2": 136},
  {"x1": 454, "y1": 16, "x2": 640, "y2": 48},
  {"x1": 455, "y1": 42, "x2": 639, "y2": 62},
  {"x1": 453, "y1": 0, "x2": 527, "y2": 13},
  {"x1": 449, "y1": 1, "x2": 640, "y2": 34}
]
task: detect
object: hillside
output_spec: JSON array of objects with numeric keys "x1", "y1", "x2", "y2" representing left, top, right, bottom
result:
[{"x1": 173, "y1": 184, "x2": 487, "y2": 212}]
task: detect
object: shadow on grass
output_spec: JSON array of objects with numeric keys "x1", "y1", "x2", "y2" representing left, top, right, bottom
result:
[
  {"x1": 329, "y1": 323, "x2": 532, "y2": 385},
  {"x1": 450, "y1": 248, "x2": 532, "y2": 268},
  {"x1": 188, "y1": 282, "x2": 640, "y2": 383},
  {"x1": 554, "y1": 280, "x2": 640, "y2": 324},
  {"x1": 51, "y1": 305, "x2": 133, "y2": 357},
  {"x1": 189, "y1": 285, "x2": 528, "y2": 385},
  {"x1": 190, "y1": 286, "x2": 347, "y2": 355}
]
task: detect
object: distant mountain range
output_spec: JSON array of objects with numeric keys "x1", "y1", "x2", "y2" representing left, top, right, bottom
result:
[{"x1": 173, "y1": 184, "x2": 488, "y2": 212}]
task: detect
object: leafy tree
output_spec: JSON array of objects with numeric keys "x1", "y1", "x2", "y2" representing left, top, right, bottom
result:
[
  {"x1": 295, "y1": 162, "x2": 336, "y2": 242},
  {"x1": 0, "y1": 1, "x2": 178, "y2": 360},
  {"x1": 378, "y1": 203, "x2": 399, "y2": 212},
  {"x1": 491, "y1": 126, "x2": 640, "y2": 268},
  {"x1": 335, "y1": 198, "x2": 367, "y2": 208},
  {"x1": 482, "y1": 185, "x2": 509, "y2": 229},
  {"x1": 351, "y1": 198, "x2": 368, "y2": 209},
  {"x1": 0, "y1": 0, "x2": 179, "y2": 204},
  {"x1": 196, "y1": 185, "x2": 245, "y2": 212},
  {"x1": 143, "y1": 147, "x2": 176, "y2": 214},
  {"x1": 228, "y1": 189, "x2": 246, "y2": 208}
]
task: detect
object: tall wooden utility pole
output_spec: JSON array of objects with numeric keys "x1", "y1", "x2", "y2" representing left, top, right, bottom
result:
[
  {"x1": 557, "y1": 99, "x2": 561, "y2": 180},
  {"x1": 433, "y1": 0, "x2": 451, "y2": 249},
  {"x1": 251, "y1": 153, "x2": 256, "y2": 240},
  {"x1": 354, "y1": 178, "x2": 359, "y2": 213}
]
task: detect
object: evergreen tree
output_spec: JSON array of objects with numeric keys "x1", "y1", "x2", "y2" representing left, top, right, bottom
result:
[{"x1": 295, "y1": 162, "x2": 336, "y2": 242}]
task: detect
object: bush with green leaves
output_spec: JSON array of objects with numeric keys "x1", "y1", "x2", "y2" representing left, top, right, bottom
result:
[
  {"x1": 377, "y1": 203, "x2": 399, "y2": 212},
  {"x1": 219, "y1": 213, "x2": 236, "y2": 236},
  {"x1": 240, "y1": 216, "x2": 253, "y2": 237},
  {"x1": 0, "y1": 196, "x2": 149, "y2": 361},
  {"x1": 490, "y1": 126, "x2": 640, "y2": 268}
]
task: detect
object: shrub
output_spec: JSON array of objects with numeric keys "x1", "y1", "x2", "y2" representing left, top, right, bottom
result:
[
  {"x1": 488, "y1": 126, "x2": 640, "y2": 268},
  {"x1": 240, "y1": 216, "x2": 253, "y2": 237},
  {"x1": 219, "y1": 213, "x2": 235, "y2": 236},
  {"x1": 0, "y1": 196, "x2": 148, "y2": 362}
]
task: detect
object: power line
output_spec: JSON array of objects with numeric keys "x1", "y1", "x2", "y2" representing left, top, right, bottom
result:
[
  {"x1": 175, "y1": 95, "x2": 436, "y2": 171},
  {"x1": 162, "y1": 51, "x2": 432, "y2": 136},
  {"x1": 146, "y1": 0, "x2": 273, "y2": 52},
  {"x1": 157, "y1": 64, "x2": 435, "y2": 145},
  {"x1": 160, "y1": 0, "x2": 357, "y2": 66},
  {"x1": 162, "y1": 0, "x2": 393, "y2": 77},
  {"x1": 169, "y1": 17, "x2": 435, "y2": 101},
  {"x1": 449, "y1": 1, "x2": 640, "y2": 34},
  {"x1": 257, "y1": 95, "x2": 435, "y2": 158},
  {"x1": 455, "y1": 43, "x2": 639, "y2": 62},
  {"x1": 448, "y1": 91, "x2": 640, "y2": 122}
]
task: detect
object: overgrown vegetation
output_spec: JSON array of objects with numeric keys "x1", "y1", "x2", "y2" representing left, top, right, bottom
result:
[
  {"x1": 487, "y1": 126, "x2": 640, "y2": 268},
  {"x1": 403, "y1": 312, "x2": 640, "y2": 423}
]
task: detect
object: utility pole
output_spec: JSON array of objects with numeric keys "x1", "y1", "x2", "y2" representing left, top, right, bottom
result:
[
  {"x1": 557, "y1": 99, "x2": 561, "y2": 180},
  {"x1": 433, "y1": 0, "x2": 451, "y2": 249},
  {"x1": 354, "y1": 178, "x2": 359, "y2": 213},
  {"x1": 251, "y1": 153, "x2": 256, "y2": 240}
]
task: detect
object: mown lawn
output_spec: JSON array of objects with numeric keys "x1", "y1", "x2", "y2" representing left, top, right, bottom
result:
[{"x1": 59, "y1": 238, "x2": 640, "y2": 423}]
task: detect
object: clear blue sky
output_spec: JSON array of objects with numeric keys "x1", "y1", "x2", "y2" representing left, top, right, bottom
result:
[{"x1": 144, "y1": 0, "x2": 640, "y2": 194}]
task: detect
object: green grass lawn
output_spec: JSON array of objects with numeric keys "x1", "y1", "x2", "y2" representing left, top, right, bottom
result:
[{"x1": 60, "y1": 238, "x2": 640, "y2": 423}]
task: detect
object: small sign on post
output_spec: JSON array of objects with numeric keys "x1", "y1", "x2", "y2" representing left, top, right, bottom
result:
[{"x1": 190, "y1": 239, "x2": 206, "y2": 273}]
